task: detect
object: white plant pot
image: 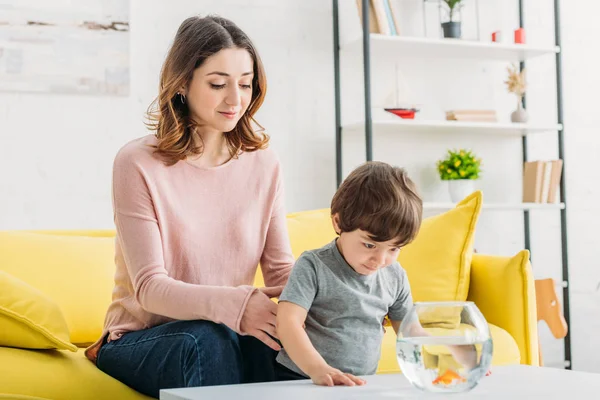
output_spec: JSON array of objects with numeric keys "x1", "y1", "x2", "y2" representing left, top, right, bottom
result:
[{"x1": 448, "y1": 179, "x2": 475, "y2": 203}]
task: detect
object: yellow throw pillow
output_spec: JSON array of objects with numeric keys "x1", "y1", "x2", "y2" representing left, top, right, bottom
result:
[
  {"x1": 286, "y1": 208, "x2": 337, "y2": 258},
  {"x1": 0, "y1": 231, "x2": 116, "y2": 346},
  {"x1": 0, "y1": 270, "x2": 76, "y2": 352},
  {"x1": 399, "y1": 191, "x2": 482, "y2": 302},
  {"x1": 255, "y1": 209, "x2": 337, "y2": 287}
]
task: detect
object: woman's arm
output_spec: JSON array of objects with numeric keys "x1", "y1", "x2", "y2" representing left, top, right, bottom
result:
[{"x1": 259, "y1": 159, "x2": 294, "y2": 287}]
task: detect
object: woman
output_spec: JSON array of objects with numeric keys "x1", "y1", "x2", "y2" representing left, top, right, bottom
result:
[{"x1": 85, "y1": 15, "x2": 294, "y2": 398}]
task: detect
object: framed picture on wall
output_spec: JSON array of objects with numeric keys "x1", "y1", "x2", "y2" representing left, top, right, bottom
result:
[{"x1": 0, "y1": 0, "x2": 129, "y2": 96}]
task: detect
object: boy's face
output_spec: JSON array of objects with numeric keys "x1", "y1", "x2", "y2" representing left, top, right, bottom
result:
[{"x1": 332, "y1": 215, "x2": 401, "y2": 276}]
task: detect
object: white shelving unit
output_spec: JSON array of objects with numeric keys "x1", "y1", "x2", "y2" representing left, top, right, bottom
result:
[
  {"x1": 331, "y1": 0, "x2": 571, "y2": 370},
  {"x1": 342, "y1": 34, "x2": 560, "y2": 62},
  {"x1": 424, "y1": 202, "x2": 565, "y2": 211},
  {"x1": 343, "y1": 119, "x2": 563, "y2": 137}
]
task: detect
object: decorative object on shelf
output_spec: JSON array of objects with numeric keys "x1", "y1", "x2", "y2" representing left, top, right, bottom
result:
[
  {"x1": 384, "y1": 108, "x2": 419, "y2": 119},
  {"x1": 514, "y1": 27, "x2": 526, "y2": 44},
  {"x1": 491, "y1": 30, "x2": 504, "y2": 43},
  {"x1": 446, "y1": 109, "x2": 497, "y2": 122},
  {"x1": 440, "y1": 0, "x2": 464, "y2": 39},
  {"x1": 437, "y1": 149, "x2": 482, "y2": 202},
  {"x1": 504, "y1": 63, "x2": 528, "y2": 123},
  {"x1": 384, "y1": 63, "x2": 420, "y2": 119}
]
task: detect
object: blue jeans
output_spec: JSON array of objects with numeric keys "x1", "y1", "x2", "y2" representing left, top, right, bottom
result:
[{"x1": 97, "y1": 320, "x2": 303, "y2": 398}]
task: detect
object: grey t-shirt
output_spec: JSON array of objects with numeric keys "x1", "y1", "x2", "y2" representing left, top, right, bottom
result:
[{"x1": 276, "y1": 239, "x2": 413, "y2": 377}]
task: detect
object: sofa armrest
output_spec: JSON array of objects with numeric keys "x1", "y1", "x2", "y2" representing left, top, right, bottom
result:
[{"x1": 467, "y1": 251, "x2": 540, "y2": 366}]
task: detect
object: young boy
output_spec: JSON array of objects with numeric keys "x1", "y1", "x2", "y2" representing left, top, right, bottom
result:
[{"x1": 275, "y1": 161, "x2": 424, "y2": 386}]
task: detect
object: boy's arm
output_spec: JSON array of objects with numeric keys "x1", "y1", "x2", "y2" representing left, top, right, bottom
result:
[
  {"x1": 391, "y1": 319, "x2": 425, "y2": 336},
  {"x1": 391, "y1": 319, "x2": 402, "y2": 335},
  {"x1": 277, "y1": 301, "x2": 364, "y2": 386},
  {"x1": 390, "y1": 318, "x2": 478, "y2": 369},
  {"x1": 276, "y1": 302, "x2": 328, "y2": 375}
]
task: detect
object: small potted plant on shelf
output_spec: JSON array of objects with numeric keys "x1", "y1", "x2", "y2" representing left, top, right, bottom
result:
[
  {"x1": 504, "y1": 63, "x2": 528, "y2": 123},
  {"x1": 437, "y1": 149, "x2": 482, "y2": 202},
  {"x1": 441, "y1": 0, "x2": 464, "y2": 39}
]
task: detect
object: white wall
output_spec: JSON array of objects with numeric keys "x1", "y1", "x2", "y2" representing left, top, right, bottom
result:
[{"x1": 0, "y1": 0, "x2": 599, "y2": 372}]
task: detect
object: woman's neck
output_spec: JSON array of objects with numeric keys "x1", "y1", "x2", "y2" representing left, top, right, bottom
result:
[{"x1": 187, "y1": 128, "x2": 231, "y2": 168}]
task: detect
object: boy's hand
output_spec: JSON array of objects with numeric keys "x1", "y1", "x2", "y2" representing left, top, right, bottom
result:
[
  {"x1": 449, "y1": 344, "x2": 478, "y2": 369},
  {"x1": 308, "y1": 365, "x2": 366, "y2": 387}
]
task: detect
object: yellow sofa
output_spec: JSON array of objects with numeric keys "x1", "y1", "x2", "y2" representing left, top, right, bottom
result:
[{"x1": 0, "y1": 194, "x2": 539, "y2": 400}]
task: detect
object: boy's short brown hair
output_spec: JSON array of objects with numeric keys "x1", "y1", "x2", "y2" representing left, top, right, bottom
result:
[{"x1": 331, "y1": 161, "x2": 423, "y2": 247}]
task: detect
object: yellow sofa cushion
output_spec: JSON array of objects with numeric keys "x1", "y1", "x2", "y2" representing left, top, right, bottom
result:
[
  {"x1": 286, "y1": 208, "x2": 338, "y2": 259},
  {"x1": 254, "y1": 209, "x2": 338, "y2": 287},
  {"x1": 468, "y1": 250, "x2": 539, "y2": 365},
  {"x1": 0, "y1": 271, "x2": 76, "y2": 352},
  {"x1": 399, "y1": 191, "x2": 482, "y2": 302},
  {"x1": 0, "y1": 347, "x2": 151, "y2": 400},
  {"x1": 0, "y1": 231, "x2": 116, "y2": 346}
]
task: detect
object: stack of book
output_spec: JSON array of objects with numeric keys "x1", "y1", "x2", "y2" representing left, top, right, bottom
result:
[
  {"x1": 356, "y1": 0, "x2": 401, "y2": 36},
  {"x1": 523, "y1": 160, "x2": 563, "y2": 203},
  {"x1": 445, "y1": 110, "x2": 498, "y2": 122}
]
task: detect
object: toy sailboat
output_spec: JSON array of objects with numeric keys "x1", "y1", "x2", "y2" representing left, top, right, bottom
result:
[{"x1": 384, "y1": 63, "x2": 420, "y2": 119}]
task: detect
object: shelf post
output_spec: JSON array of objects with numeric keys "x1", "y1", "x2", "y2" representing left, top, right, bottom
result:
[
  {"x1": 553, "y1": 0, "x2": 572, "y2": 370},
  {"x1": 361, "y1": 0, "x2": 373, "y2": 161},
  {"x1": 519, "y1": 0, "x2": 532, "y2": 254},
  {"x1": 333, "y1": 0, "x2": 342, "y2": 187}
]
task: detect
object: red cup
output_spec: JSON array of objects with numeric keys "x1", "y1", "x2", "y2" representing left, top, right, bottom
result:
[{"x1": 514, "y1": 28, "x2": 526, "y2": 44}]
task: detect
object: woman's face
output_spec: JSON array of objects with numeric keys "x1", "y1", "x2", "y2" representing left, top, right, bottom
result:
[{"x1": 183, "y1": 47, "x2": 254, "y2": 134}]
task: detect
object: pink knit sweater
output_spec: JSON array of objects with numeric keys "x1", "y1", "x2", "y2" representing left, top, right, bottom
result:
[{"x1": 85, "y1": 134, "x2": 294, "y2": 362}]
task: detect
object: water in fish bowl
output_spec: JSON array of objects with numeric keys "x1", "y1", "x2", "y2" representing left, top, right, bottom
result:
[
  {"x1": 397, "y1": 334, "x2": 493, "y2": 393},
  {"x1": 396, "y1": 301, "x2": 493, "y2": 393}
]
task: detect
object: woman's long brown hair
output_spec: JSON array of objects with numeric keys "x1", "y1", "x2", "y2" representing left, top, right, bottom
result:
[{"x1": 146, "y1": 15, "x2": 269, "y2": 166}]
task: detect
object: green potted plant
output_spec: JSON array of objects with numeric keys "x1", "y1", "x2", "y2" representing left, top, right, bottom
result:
[
  {"x1": 437, "y1": 149, "x2": 482, "y2": 202},
  {"x1": 441, "y1": 0, "x2": 464, "y2": 39}
]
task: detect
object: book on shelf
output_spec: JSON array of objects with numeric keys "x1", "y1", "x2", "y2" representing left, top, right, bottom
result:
[
  {"x1": 356, "y1": 0, "x2": 401, "y2": 36},
  {"x1": 446, "y1": 110, "x2": 498, "y2": 122},
  {"x1": 523, "y1": 159, "x2": 563, "y2": 203}
]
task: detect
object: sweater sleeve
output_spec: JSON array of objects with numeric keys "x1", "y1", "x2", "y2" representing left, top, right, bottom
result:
[
  {"x1": 259, "y1": 158, "x2": 294, "y2": 288},
  {"x1": 112, "y1": 149, "x2": 256, "y2": 333}
]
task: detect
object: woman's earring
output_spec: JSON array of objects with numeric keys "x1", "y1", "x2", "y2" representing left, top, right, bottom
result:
[{"x1": 177, "y1": 92, "x2": 186, "y2": 104}]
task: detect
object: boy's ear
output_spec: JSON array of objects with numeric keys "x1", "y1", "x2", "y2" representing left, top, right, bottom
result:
[{"x1": 331, "y1": 213, "x2": 341, "y2": 235}]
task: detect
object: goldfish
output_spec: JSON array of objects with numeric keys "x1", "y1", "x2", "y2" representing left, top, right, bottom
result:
[{"x1": 432, "y1": 369, "x2": 466, "y2": 386}]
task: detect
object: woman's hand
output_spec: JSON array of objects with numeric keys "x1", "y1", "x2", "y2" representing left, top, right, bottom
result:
[
  {"x1": 308, "y1": 365, "x2": 366, "y2": 387},
  {"x1": 240, "y1": 286, "x2": 284, "y2": 351}
]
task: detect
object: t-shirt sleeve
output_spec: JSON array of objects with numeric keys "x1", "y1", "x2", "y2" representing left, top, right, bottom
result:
[
  {"x1": 388, "y1": 267, "x2": 413, "y2": 321},
  {"x1": 278, "y1": 253, "x2": 318, "y2": 311}
]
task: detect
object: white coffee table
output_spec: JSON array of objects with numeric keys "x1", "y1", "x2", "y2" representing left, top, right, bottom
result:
[{"x1": 160, "y1": 365, "x2": 600, "y2": 399}]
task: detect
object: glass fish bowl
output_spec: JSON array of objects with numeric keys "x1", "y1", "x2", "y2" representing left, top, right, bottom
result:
[{"x1": 396, "y1": 301, "x2": 493, "y2": 393}]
